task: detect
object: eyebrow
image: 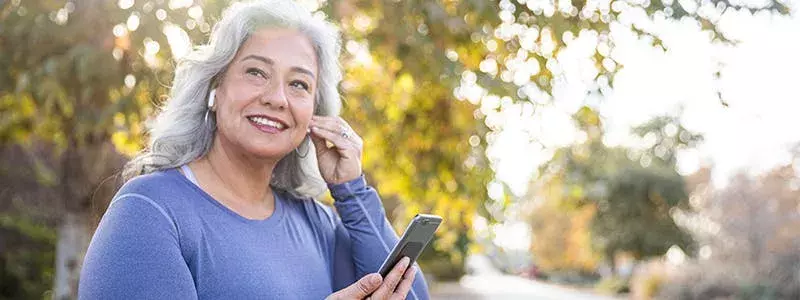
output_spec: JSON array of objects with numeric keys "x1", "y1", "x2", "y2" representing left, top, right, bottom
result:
[{"x1": 240, "y1": 54, "x2": 316, "y2": 79}]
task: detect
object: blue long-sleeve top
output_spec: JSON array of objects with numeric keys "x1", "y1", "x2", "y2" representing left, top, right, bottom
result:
[{"x1": 78, "y1": 167, "x2": 429, "y2": 299}]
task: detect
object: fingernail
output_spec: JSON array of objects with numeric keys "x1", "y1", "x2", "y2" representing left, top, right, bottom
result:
[
  {"x1": 369, "y1": 274, "x2": 382, "y2": 285},
  {"x1": 402, "y1": 257, "x2": 411, "y2": 267}
]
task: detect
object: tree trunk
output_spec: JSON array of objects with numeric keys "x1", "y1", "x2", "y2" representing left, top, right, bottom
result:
[
  {"x1": 53, "y1": 212, "x2": 90, "y2": 300},
  {"x1": 606, "y1": 249, "x2": 617, "y2": 277}
]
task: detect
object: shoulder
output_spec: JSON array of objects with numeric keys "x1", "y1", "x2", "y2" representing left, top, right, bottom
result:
[
  {"x1": 117, "y1": 169, "x2": 184, "y2": 198},
  {"x1": 108, "y1": 169, "x2": 198, "y2": 232},
  {"x1": 93, "y1": 170, "x2": 190, "y2": 245},
  {"x1": 114, "y1": 169, "x2": 193, "y2": 209}
]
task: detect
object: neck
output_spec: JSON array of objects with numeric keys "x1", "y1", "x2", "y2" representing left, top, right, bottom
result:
[{"x1": 199, "y1": 134, "x2": 279, "y2": 207}]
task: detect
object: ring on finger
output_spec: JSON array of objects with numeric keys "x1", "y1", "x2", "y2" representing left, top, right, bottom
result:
[{"x1": 340, "y1": 126, "x2": 350, "y2": 139}]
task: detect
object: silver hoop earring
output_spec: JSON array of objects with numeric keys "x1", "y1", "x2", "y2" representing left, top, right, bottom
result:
[{"x1": 295, "y1": 136, "x2": 310, "y2": 158}]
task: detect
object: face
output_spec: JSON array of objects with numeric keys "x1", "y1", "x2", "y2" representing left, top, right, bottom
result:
[{"x1": 212, "y1": 28, "x2": 318, "y2": 160}]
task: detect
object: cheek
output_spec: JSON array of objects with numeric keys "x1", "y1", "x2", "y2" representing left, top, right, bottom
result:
[
  {"x1": 293, "y1": 101, "x2": 315, "y2": 126},
  {"x1": 218, "y1": 89, "x2": 254, "y2": 121},
  {"x1": 218, "y1": 101, "x2": 240, "y2": 130}
]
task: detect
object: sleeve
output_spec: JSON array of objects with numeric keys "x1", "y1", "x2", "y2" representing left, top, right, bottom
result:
[
  {"x1": 78, "y1": 194, "x2": 197, "y2": 300},
  {"x1": 330, "y1": 176, "x2": 430, "y2": 300}
]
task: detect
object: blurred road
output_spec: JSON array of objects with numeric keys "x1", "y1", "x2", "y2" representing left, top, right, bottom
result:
[{"x1": 430, "y1": 255, "x2": 620, "y2": 300}]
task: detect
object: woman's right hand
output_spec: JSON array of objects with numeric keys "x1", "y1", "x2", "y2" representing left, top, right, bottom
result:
[{"x1": 326, "y1": 257, "x2": 416, "y2": 300}]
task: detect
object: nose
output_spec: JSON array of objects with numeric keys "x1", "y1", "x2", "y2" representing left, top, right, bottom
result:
[{"x1": 262, "y1": 81, "x2": 288, "y2": 109}]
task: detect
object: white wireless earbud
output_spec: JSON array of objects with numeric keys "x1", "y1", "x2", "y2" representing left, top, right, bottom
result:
[{"x1": 208, "y1": 89, "x2": 216, "y2": 108}]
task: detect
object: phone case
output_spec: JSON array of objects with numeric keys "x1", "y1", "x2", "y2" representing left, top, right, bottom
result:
[{"x1": 377, "y1": 214, "x2": 442, "y2": 277}]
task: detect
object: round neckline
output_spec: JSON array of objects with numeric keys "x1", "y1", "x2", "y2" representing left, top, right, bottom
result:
[{"x1": 169, "y1": 168, "x2": 286, "y2": 226}]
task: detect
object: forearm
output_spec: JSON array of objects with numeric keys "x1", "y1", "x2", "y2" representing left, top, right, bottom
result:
[
  {"x1": 330, "y1": 176, "x2": 397, "y2": 272},
  {"x1": 330, "y1": 176, "x2": 430, "y2": 300}
]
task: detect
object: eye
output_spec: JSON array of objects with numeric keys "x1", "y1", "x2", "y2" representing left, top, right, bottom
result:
[
  {"x1": 290, "y1": 80, "x2": 310, "y2": 91},
  {"x1": 246, "y1": 67, "x2": 268, "y2": 79}
]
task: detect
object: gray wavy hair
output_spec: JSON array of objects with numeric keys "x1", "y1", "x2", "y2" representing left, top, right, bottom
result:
[{"x1": 123, "y1": 0, "x2": 342, "y2": 198}]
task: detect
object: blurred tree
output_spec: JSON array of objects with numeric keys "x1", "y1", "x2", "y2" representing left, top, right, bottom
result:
[
  {"x1": 529, "y1": 199, "x2": 598, "y2": 273},
  {"x1": 660, "y1": 160, "x2": 800, "y2": 299},
  {"x1": 591, "y1": 115, "x2": 700, "y2": 268},
  {"x1": 0, "y1": 0, "x2": 217, "y2": 298},
  {"x1": 472, "y1": 0, "x2": 792, "y2": 108},
  {"x1": 497, "y1": 0, "x2": 787, "y2": 280},
  {"x1": 528, "y1": 107, "x2": 698, "y2": 275},
  {"x1": 0, "y1": 212, "x2": 56, "y2": 300},
  {"x1": 344, "y1": 0, "x2": 788, "y2": 280},
  {"x1": 680, "y1": 158, "x2": 800, "y2": 272},
  {"x1": 324, "y1": 0, "x2": 503, "y2": 279},
  {"x1": 0, "y1": 145, "x2": 60, "y2": 300}
]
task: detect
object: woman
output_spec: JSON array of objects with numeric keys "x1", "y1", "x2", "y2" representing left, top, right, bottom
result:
[{"x1": 78, "y1": 1, "x2": 429, "y2": 299}]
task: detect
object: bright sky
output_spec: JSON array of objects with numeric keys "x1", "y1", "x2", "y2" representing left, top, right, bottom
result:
[{"x1": 488, "y1": 1, "x2": 800, "y2": 197}]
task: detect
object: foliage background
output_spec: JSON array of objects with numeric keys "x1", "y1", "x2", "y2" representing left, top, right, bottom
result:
[{"x1": 1, "y1": 0, "x2": 796, "y2": 299}]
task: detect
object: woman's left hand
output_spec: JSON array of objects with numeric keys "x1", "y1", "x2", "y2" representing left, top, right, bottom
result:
[{"x1": 309, "y1": 116, "x2": 363, "y2": 185}]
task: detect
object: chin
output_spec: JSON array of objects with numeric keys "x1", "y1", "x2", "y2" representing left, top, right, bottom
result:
[
  {"x1": 240, "y1": 141, "x2": 294, "y2": 160},
  {"x1": 246, "y1": 147, "x2": 292, "y2": 160}
]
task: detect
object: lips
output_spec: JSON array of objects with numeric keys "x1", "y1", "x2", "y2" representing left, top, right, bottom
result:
[{"x1": 246, "y1": 114, "x2": 288, "y2": 133}]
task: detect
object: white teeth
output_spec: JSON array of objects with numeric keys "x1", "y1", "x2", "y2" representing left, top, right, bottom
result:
[{"x1": 249, "y1": 117, "x2": 284, "y2": 129}]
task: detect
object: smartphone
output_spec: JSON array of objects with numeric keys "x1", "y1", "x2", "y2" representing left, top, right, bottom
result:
[{"x1": 377, "y1": 214, "x2": 442, "y2": 278}]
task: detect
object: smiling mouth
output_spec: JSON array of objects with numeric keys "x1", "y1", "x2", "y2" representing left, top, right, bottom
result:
[{"x1": 247, "y1": 116, "x2": 287, "y2": 132}]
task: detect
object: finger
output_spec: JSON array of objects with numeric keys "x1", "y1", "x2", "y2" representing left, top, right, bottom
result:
[
  {"x1": 371, "y1": 257, "x2": 410, "y2": 299},
  {"x1": 327, "y1": 273, "x2": 382, "y2": 300},
  {"x1": 310, "y1": 125, "x2": 360, "y2": 153},
  {"x1": 311, "y1": 118, "x2": 364, "y2": 145},
  {"x1": 309, "y1": 132, "x2": 334, "y2": 153},
  {"x1": 310, "y1": 116, "x2": 348, "y2": 135},
  {"x1": 311, "y1": 116, "x2": 363, "y2": 145},
  {"x1": 390, "y1": 266, "x2": 417, "y2": 300},
  {"x1": 309, "y1": 128, "x2": 361, "y2": 166},
  {"x1": 312, "y1": 115, "x2": 354, "y2": 131}
]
